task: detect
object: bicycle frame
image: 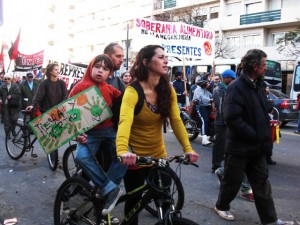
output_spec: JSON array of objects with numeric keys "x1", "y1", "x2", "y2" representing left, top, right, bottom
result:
[{"x1": 116, "y1": 165, "x2": 179, "y2": 224}]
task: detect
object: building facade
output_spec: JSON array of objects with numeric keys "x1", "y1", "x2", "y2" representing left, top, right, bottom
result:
[{"x1": 45, "y1": 0, "x2": 300, "y2": 91}]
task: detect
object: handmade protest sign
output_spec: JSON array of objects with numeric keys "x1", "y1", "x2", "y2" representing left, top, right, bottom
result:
[{"x1": 29, "y1": 86, "x2": 112, "y2": 154}]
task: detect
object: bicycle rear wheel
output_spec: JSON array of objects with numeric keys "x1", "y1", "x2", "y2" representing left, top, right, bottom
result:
[
  {"x1": 6, "y1": 124, "x2": 26, "y2": 160},
  {"x1": 47, "y1": 150, "x2": 59, "y2": 171},
  {"x1": 53, "y1": 177, "x2": 98, "y2": 225},
  {"x1": 62, "y1": 144, "x2": 78, "y2": 179},
  {"x1": 145, "y1": 166, "x2": 184, "y2": 217},
  {"x1": 155, "y1": 217, "x2": 199, "y2": 225}
]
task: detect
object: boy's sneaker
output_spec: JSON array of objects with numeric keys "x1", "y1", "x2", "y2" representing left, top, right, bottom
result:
[
  {"x1": 100, "y1": 216, "x2": 120, "y2": 225},
  {"x1": 263, "y1": 219, "x2": 294, "y2": 225},
  {"x1": 239, "y1": 193, "x2": 254, "y2": 202},
  {"x1": 294, "y1": 130, "x2": 300, "y2": 135},
  {"x1": 102, "y1": 187, "x2": 123, "y2": 216}
]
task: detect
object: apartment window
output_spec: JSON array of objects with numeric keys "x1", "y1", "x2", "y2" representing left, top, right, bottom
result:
[
  {"x1": 226, "y1": 2, "x2": 241, "y2": 16},
  {"x1": 210, "y1": 6, "x2": 219, "y2": 19},
  {"x1": 244, "y1": 34, "x2": 261, "y2": 48},
  {"x1": 226, "y1": 36, "x2": 240, "y2": 48},
  {"x1": 272, "y1": 32, "x2": 286, "y2": 46},
  {"x1": 246, "y1": 1, "x2": 263, "y2": 14},
  {"x1": 269, "y1": 0, "x2": 282, "y2": 10},
  {"x1": 164, "y1": 0, "x2": 176, "y2": 9},
  {"x1": 197, "y1": 8, "x2": 208, "y2": 22}
]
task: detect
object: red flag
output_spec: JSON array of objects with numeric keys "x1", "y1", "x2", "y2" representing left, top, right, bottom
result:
[
  {"x1": 8, "y1": 29, "x2": 21, "y2": 60},
  {"x1": 0, "y1": 42, "x2": 4, "y2": 71}
]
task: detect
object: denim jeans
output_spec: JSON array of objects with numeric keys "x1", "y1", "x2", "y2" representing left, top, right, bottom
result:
[{"x1": 76, "y1": 127, "x2": 127, "y2": 196}]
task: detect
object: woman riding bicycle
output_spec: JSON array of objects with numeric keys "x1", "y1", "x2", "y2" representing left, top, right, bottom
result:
[{"x1": 116, "y1": 45, "x2": 199, "y2": 225}]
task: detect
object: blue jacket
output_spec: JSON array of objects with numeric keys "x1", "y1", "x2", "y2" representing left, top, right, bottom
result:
[{"x1": 172, "y1": 79, "x2": 190, "y2": 104}]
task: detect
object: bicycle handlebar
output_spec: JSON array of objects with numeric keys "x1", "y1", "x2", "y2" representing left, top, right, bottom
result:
[{"x1": 118, "y1": 155, "x2": 198, "y2": 168}]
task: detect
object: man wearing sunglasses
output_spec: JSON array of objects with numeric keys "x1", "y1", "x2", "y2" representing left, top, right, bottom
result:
[
  {"x1": 19, "y1": 72, "x2": 39, "y2": 120},
  {"x1": 0, "y1": 73, "x2": 21, "y2": 137}
]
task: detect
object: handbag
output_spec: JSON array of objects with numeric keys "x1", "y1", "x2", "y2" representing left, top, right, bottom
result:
[{"x1": 8, "y1": 98, "x2": 20, "y2": 108}]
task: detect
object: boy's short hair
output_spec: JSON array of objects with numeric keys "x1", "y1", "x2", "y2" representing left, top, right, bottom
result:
[{"x1": 93, "y1": 54, "x2": 114, "y2": 72}]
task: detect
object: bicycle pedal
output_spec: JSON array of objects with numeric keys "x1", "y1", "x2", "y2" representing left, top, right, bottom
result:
[{"x1": 31, "y1": 153, "x2": 38, "y2": 158}]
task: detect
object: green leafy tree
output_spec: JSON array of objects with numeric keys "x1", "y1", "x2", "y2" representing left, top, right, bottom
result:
[{"x1": 276, "y1": 26, "x2": 300, "y2": 59}]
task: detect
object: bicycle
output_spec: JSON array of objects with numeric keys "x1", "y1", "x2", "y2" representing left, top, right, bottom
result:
[
  {"x1": 61, "y1": 143, "x2": 185, "y2": 217},
  {"x1": 54, "y1": 155, "x2": 199, "y2": 225},
  {"x1": 5, "y1": 109, "x2": 59, "y2": 171},
  {"x1": 180, "y1": 99, "x2": 215, "y2": 142}
]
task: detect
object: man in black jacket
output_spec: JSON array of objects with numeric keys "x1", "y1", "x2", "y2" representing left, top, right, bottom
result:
[
  {"x1": 214, "y1": 49, "x2": 294, "y2": 225},
  {"x1": 172, "y1": 71, "x2": 190, "y2": 108}
]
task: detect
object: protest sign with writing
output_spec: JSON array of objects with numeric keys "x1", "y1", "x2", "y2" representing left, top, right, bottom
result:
[
  {"x1": 29, "y1": 86, "x2": 112, "y2": 154},
  {"x1": 132, "y1": 18, "x2": 215, "y2": 60}
]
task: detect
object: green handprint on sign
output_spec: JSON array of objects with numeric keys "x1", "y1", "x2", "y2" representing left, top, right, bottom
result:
[
  {"x1": 40, "y1": 121, "x2": 66, "y2": 151},
  {"x1": 84, "y1": 96, "x2": 107, "y2": 120},
  {"x1": 66, "y1": 108, "x2": 82, "y2": 134}
]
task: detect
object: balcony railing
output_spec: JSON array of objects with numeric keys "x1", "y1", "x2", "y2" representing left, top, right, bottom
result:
[
  {"x1": 164, "y1": 0, "x2": 176, "y2": 9},
  {"x1": 240, "y1": 9, "x2": 281, "y2": 25}
]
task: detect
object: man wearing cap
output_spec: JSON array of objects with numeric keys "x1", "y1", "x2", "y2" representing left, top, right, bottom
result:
[
  {"x1": 19, "y1": 72, "x2": 39, "y2": 120},
  {"x1": 212, "y1": 69, "x2": 255, "y2": 201},
  {"x1": 212, "y1": 69, "x2": 236, "y2": 173},
  {"x1": 193, "y1": 75, "x2": 213, "y2": 146},
  {"x1": 0, "y1": 73, "x2": 21, "y2": 137}
]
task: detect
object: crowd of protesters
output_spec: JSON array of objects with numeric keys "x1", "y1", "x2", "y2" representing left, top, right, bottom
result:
[{"x1": 0, "y1": 45, "x2": 296, "y2": 225}]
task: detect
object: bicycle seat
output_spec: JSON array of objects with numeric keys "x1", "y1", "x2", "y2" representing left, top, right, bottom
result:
[{"x1": 21, "y1": 110, "x2": 32, "y2": 115}]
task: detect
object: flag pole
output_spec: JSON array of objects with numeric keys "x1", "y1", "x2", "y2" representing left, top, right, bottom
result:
[
  {"x1": 182, "y1": 56, "x2": 190, "y2": 106},
  {"x1": 6, "y1": 60, "x2": 12, "y2": 73}
]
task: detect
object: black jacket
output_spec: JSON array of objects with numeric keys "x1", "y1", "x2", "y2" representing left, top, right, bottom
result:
[{"x1": 223, "y1": 71, "x2": 272, "y2": 156}]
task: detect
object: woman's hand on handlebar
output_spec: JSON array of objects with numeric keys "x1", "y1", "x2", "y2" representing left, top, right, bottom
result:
[
  {"x1": 185, "y1": 152, "x2": 199, "y2": 163},
  {"x1": 119, "y1": 152, "x2": 137, "y2": 166}
]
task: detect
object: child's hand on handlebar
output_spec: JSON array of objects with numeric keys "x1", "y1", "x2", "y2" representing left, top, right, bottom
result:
[
  {"x1": 76, "y1": 133, "x2": 88, "y2": 144},
  {"x1": 120, "y1": 152, "x2": 137, "y2": 165},
  {"x1": 185, "y1": 152, "x2": 199, "y2": 162},
  {"x1": 26, "y1": 105, "x2": 33, "y2": 111}
]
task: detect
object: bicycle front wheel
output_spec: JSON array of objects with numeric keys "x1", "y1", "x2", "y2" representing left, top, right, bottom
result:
[
  {"x1": 6, "y1": 124, "x2": 26, "y2": 160},
  {"x1": 62, "y1": 144, "x2": 78, "y2": 179},
  {"x1": 53, "y1": 177, "x2": 98, "y2": 225},
  {"x1": 47, "y1": 150, "x2": 58, "y2": 171},
  {"x1": 184, "y1": 120, "x2": 199, "y2": 141},
  {"x1": 155, "y1": 217, "x2": 199, "y2": 225},
  {"x1": 145, "y1": 166, "x2": 184, "y2": 217}
]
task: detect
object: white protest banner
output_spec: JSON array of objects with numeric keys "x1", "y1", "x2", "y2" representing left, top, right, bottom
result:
[
  {"x1": 133, "y1": 18, "x2": 215, "y2": 60},
  {"x1": 58, "y1": 62, "x2": 86, "y2": 89},
  {"x1": 29, "y1": 86, "x2": 112, "y2": 154}
]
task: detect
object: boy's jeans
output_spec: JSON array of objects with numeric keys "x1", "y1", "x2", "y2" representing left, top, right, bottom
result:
[{"x1": 76, "y1": 127, "x2": 127, "y2": 196}]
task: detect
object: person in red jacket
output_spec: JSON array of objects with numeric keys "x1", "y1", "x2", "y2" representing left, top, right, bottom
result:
[{"x1": 69, "y1": 54, "x2": 127, "y2": 216}]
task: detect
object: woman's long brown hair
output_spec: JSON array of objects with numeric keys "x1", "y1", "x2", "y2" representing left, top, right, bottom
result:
[{"x1": 130, "y1": 45, "x2": 171, "y2": 121}]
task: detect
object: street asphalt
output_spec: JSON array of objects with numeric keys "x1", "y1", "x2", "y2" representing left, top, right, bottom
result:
[{"x1": 0, "y1": 121, "x2": 299, "y2": 225}]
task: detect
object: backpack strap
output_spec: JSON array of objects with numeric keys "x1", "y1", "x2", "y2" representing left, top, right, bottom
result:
[{"x1": 130, "y1": 81, "x2": 145, "y2": 115}]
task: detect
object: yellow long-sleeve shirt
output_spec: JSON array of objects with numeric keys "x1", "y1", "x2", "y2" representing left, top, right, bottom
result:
[{"x1": 116, "y1": 85, "x2": 194, "y2": 158}]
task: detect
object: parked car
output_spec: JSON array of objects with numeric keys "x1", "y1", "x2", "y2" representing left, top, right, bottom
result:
[{"x1": 268, "y1": 89, "x2": 299, "y2": 126}]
